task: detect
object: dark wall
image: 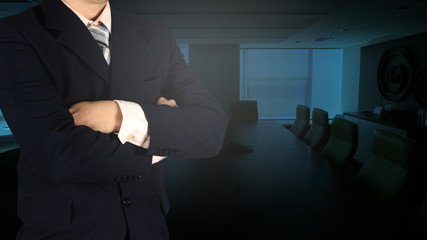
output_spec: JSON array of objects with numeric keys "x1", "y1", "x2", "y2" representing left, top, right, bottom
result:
[
  {"x1": 189, "y1": 44, "x2": 240, "y2": 117},
  {"x1": 359, "y1": 42, "x2": 384, "y2": 112},
  {"x1": 358, "y1": 32, "x2": 427, "y2": 118}
]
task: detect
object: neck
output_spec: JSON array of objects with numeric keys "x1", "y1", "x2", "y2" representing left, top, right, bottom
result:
[{"x1": 63, "y1": 0, "x2": 108, "y2": 20}]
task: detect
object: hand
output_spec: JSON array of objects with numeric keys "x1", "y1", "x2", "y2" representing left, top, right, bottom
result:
[
  {"x1": 156, "y1": 97, "x2": 178, "y2": 107},
  {"x1": 69, "y1": 100, "x2": 122, "y2": 134}
]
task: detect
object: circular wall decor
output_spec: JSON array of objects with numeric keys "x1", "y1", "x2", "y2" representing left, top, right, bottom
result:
[
  {"x1": 377, "y1": 46, "x2": 413, "y2": 101},
  {"x1": 414, "y1": 67, "x2": 427, "y2": 106}
]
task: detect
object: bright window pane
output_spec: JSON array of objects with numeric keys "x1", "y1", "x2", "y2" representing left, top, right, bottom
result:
[
  {"x1": 177, "y1": 43, "x2": 189, "y2": 65},
  {"x1": 240, "y1": 49, "x2": 343, "y2": 119},
  {"x1": 241, "y1": 49, "x2": 310, "y2": 119},
  {"x1": 0, "y1": 109, "x2": 12, "y2": 136},
  {"x1": 312, "y1": 49, "x2": 343, "y2": 117}
]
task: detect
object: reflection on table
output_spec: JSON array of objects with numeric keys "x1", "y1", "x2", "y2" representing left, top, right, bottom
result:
[{"x1": 163, "y1": 120, "x2": 425, "y2": 239}]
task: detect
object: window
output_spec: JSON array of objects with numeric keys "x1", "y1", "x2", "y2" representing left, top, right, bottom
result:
[
  {"x1": 240, "y1": 49, "x2": 342, "y2": 119},
  {"x1": 311, "y1": 49, "x2": 343, "y2": 118},
  {"x1": 177, "y1": 43, "x2": 189, "y2": 65},
  {"x1": 0, "y1": 109, "x2": 12, "y2": 136}
]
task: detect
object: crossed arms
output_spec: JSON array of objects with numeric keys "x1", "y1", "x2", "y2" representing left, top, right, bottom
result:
[
  {"x1": 0, "y1": 20, "x2": 228, "y2": 184},
  {"x1": 69, "y1": 97, "x2": 178, "y2": 134}
]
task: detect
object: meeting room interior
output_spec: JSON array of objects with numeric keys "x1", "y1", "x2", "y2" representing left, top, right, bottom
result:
[{"x1": 1, "y1": 0, "x2": 427, "y2": 239}]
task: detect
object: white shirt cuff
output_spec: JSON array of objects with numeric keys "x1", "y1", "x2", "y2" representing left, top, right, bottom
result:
[
  {"x1": 115, "y1": 100, "x2": 149, "y2": 146},
  {"x1": 114, "y1": 100, "x2": 166, "y2": 164},
  {"x1": 152, "y1": 155, "x2": 167, "y2": 164}
]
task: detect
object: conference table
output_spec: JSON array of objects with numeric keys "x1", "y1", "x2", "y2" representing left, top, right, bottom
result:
[
  {"x1": 0, "y1": 120, "x2": 423, "y2": 239},
  {"x1": 162, "y1": 120, "x2": 422, "y2": 239}
]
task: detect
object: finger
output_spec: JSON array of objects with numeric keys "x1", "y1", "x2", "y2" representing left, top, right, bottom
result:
[
  {"x1": 69, "y1": 105, "x2": 77, "y2": 114},
  {"x1": 69, "y1": 101, "x2": 90, "y2": 114},
  {"x1": 156, "y1": 97, "x2": 167, "y2": 105},
  {"x1": 69, "y1": 102, "x2": 83, "y2": 114},
  {"x1": 156, "y1": 97, "x2": 178, "y2": 107},
  {"x1": 169, "y1": 99, "x2": 178, "y2": 107},
  {"x1": 70, "y1": 112, "x2": 80, "y2": 126}
]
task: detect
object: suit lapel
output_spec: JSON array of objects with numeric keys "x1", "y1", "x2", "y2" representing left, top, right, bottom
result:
[
  {"x1": 108, "y1": 10, "x2": 149, "y2": 98},
  {"x1": 40, "y1": 0, "x2": 109, "y2": 82}
]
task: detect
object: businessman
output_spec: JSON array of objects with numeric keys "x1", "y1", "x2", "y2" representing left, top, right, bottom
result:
[{"x1": 0, "y1": 0, "x2": 228, "y2": 239}]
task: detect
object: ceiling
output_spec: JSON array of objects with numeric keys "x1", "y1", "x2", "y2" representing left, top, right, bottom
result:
[{"x1": 1, "y1": 0, "x2": 427, "y2": 48}]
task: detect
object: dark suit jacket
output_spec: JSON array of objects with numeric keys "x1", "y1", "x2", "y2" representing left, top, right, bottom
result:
[{"x1": 0, "y1": 0, "x2": 228, "y2": 239}]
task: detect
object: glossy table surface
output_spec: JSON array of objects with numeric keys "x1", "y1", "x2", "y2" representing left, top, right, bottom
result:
[
  {"x1": 0, "y1": 135, "x2": 18, "y2": 154},
  {"x1": 0, "y1": 120, "x2": 424, "y2": 239},
  {"x1": 163, "y1": 120, "x2": 423, "y2": 239}
]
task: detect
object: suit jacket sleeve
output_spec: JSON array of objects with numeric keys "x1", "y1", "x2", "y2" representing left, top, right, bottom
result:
[
  {"x1": 142, "y1": 29, "x2": 228, "y2": 159},
  {"x1": 0, "y1": 20, "x2": 226, "y2": 185}
]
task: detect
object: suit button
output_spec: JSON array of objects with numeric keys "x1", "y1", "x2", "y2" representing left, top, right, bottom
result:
[
  {"x1": 115, "y1": 176, "x2": 125, "y2": 182},
  {"x1": 123, "y1": 197, "x2": 132, "y2": 207},
  {"x1": 172, "y1": 148, "x2": 179, "y2": 154},
  {"x1": 131, "y1": 175, "x2": 139, "y2": 181},
  {"x1": 157, "y1": 147, "x2": 164, "y2": 154}
]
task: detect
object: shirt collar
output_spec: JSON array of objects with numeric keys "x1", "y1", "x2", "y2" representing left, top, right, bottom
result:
[{"x1": 61, "y1": 1, "x2": 112, "y2": 34}]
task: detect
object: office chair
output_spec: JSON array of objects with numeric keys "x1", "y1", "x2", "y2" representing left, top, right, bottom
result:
[
  {"x1": 289, "y1": 104, "x2": 310, "y2": 139},
  {"x1": 303, "y1": 108, "x2": 329, "y2": 151},
  {"x1": 321, "y1": 118, "x2": 358, "y2": 169},
  {"x1": 355, "y1": 129, "x2": 416, "y2": 200}
]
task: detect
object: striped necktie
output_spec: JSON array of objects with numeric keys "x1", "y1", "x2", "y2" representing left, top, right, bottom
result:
[{"x1": 88, "y1": 25, "x2": 111, "y2": 65}]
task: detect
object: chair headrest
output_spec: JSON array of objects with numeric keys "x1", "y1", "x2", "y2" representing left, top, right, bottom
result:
[
  {"x1": 312, "y1": 108, "x2": 328, "y2": 126},
  {"x1": 296, "y1": 105, "x2": 310, "y2": 119},
  {"x1": 331, "y1": 118, "x2": 358, "y2": 143},
  {"x1": 371, "y1": 129, "x2": 416, "y2": 169}
]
